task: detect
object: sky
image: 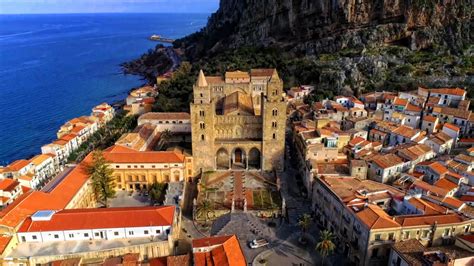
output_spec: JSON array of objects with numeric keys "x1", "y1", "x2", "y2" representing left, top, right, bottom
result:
[{"x1": 0, "y1": 0, "x2": 219, "y2": 14}]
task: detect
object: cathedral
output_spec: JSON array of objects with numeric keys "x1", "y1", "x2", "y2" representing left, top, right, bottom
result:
[{"x1": 190, "y1": 69, "x2": 287, "y2": 173}]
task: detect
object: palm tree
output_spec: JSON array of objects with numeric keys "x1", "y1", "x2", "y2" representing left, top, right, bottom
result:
[
  {"x1": 86, "y1": 150, "x2": 116, "y2": 208},
  {"x1": 195, "y1": 199, "x2": 214, "y2": 225},
  {"x1": 297, "y1": 214, "x2": 312, "y2": 243},
  {"x1": 316, "y1": 230, "x2": 336, "y2": 266}
]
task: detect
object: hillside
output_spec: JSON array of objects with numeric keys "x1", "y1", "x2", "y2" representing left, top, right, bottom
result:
[{"x1": 175, "y1": 0, "x2": 472, "y2": 59}]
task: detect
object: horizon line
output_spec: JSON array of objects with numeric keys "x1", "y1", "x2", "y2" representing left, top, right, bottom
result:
[{"x1": 0, "y1": 11, "x2": 214, "y2": 15}]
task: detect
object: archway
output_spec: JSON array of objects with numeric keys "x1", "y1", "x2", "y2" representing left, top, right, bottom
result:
[
  {"x1": 173, "y1": 170, "x2": 180, "y2": 182},
  {"x1": 216, "y1": 148, "x2": 230, "y2": 170},
  {"x1": 232, "y1": 148, "x2": 246, "y2": 169},
  {"x1": 248, "y1": 148, "x2": 261, "y2": 169}
]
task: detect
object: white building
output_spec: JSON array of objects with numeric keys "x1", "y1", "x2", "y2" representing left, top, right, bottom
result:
[
  {"x1": 368, "y1": 154, "x2": 406, "y2": 183},
  {"x1": 17, "y1": 206, "x2": 176, "y2": 243}
]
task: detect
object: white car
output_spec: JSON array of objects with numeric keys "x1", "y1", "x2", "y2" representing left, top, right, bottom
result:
[{"x1": 249, "y1": 239, "x2": 269, "y2": 249}]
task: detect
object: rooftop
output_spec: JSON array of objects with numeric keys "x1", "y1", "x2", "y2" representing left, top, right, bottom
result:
[
  {"x1": 193, "y1": 235, "x2": 246, "y2": 266},
  {"x1": 18, "y1": 206, "x2": 175, "y2": 233}
]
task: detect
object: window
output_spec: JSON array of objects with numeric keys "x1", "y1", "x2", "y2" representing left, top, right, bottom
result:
[
  {"x1": 54, "y1": 234, "x2": 59, "y2": 239},
  {"x1": 374, "y1": 234, "x2": 381, "y2": 241},
  {"x1": 422, "y1": 230, "x2": 429, "y2": 238},
  {"x1": 388, "y1": 233, "x2": 394, "y2": 240},
  {"x1": 200, "y1": 122, "x2": 205, "y2": 129},
  {"x1": 84, "y1": 233, "x2": 89, "y2": 237},
  {"x1": 272, "y1": 121, "x2": 277, "y2": 128},
  {"x1": 127, "y1": 165, "x2": 131, "y2": 168},
  {"x1": 21, "y1": 236, "x2": 26, "y2": 242},
  {"x1": 32, "y1": 235, "x2": 37, "y2": 240},
  {"x1": 272, "y1": 133, "x2": 276, "y2": 139},
  {"x1": 272, "y1": 109, "x2": 278, "y2": 116},
  {"x1": 156, "y1": 230, "x2": 161, "y2": 234},
  {"x1": 199, "y1": 110, "x2": 205, "y2": 116},
  {"x1": 371, "y1": 248, "x2": 379, "y2": 258},
  {"x1": 116, "y1": 165, "x2": 120, "y2": 168},
  {"x1": 68, "y1": 234, "x2": 74, "y2": 238},
  {"x1": 129, "y1": 231, "x2": 134, "y2": 235},
  {"x1": 404, "y1": 231, "x2": 410, "y2": 239},
  {"x1": 95, "y1": 232, "x2": 99, "y2": 237},
  {"x1": 444, "y1": 228, "x2": 450, "y2": 236},
  {"x1": 144, "y1": 230, "x2": 149, "y2": 235},
  {"x1": 201, "y1": 134, "x2": 205, "y2": 141},
  {"x1": 114, "y1": 232, "x2": 119, "y2": 236}
]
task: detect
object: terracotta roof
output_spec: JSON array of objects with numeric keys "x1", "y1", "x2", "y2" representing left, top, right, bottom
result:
[
  {"x1": 206, "y1": 76, "x2": 224, "y2": 84},
  {"x1": 442, "y1": 197, "x2": 465, "y2": 209},
  {"x1": 437, "y1": 107, "x2": 471, "y2": 119},
  {"x1": 0, "y1": 236, "x2": 12, "y2": 255},
  {"x1": 405, "y1": 104, "x2": 422, "y2": 113},
  {"x1": 407, "y1": 197, "x2": 446, "y2": 215},
  {"x1": 0, "y1": 154, "x2": 93, "y2": 229},
  {"x1": 355, "y1": 204, "x2": 400, "y2": 229},
  {"x1": 0, "y1": 179, "x2": 19, "y2": 192},
  {"x1": 193, "y1": 235, "x2": 246, "y2": 266},
  {"x1": 7, "y1": 160, "x2": 30, "y2": 172},
  {"x1": 18, "y1": 206, "x2": 175, "y2": 232},
  {"x1": 443, "y1": 123, "x2": 460, "y2": 132},
  {"x1": 393, "y1": 97, "x2": 408, "y2": 107},
  {"x1": 371, "y1": 154, "x2": 404, "y2": 169},
  {"x1": 430, "y1": 88, "x2": 466, "y2": 96},
  {"x1": 423, "y1": 115, "x2": 438, "y2": 123},
  {"x1": 103, "y1": 151, "x2": 185, "y2": 164},
  {"x1": 139, "y1": 112, "x2": 190, "y2": 121},
  {"x1": 411, "y1": 180, "x2": 448, "y2": 197},
  {"x1": 392, "y1": 125, "x2": 419, "y2": 139},
  {"x1": 30, "y1": 154, "x2": 52, "y2": 166},
  {"x1": 250, "y1": 68, "x2": 275, "y2": 77},
  {"x1": 394, "y1": 213, "x2": 466, "y2": 227},
  {"x1": 423, "y1": 161, "x2": 449, "y2": 175},
  {"x1": 459, "y1": 195, "x2": 474, "y2": 202},
  {"x1": 60, "y1": 133, "x2": 77, "y2": 142}
]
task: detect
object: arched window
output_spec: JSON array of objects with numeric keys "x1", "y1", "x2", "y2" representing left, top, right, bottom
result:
[
  {"x1": 199, "y1": 110, "x2": 205, "y2": 116},
  {"x1": 200, "y1": 122, "x2": 205, "y2": 129},
  {"x1": 272, "y1": 109, "x2": 278, "y2": 116},
  {"x1": 201, "y1": 134, "x2": 205, "y2": 141},
  {"x1": 272, "y1": 121, "x2": 277, "y2": 128},
  {"x1": 272, "y1": 133, "x2": 276, "y2": 139}
]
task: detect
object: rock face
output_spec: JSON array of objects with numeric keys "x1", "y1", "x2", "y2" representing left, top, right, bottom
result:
[{"x1": 178, "y1": 0, "x2": 472, "y2": 58}]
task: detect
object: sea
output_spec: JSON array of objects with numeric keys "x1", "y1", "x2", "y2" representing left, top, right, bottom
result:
[{"x1": 0, "y1": 13, "x2": 208, "y2": 165}]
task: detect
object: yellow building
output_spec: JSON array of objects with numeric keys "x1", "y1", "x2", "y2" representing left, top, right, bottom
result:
[{"x1": 103, "y1": 146, "x2": 193, "y2": 191}]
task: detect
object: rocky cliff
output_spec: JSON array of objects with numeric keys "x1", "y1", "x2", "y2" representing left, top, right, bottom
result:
[{"x1": 177, "y1": 0, "x2": 472, "y2": 59}]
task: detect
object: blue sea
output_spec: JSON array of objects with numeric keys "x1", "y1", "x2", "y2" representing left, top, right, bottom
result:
[{"x1": 0, "y1": 13, "x2": 208, "y2": 165}]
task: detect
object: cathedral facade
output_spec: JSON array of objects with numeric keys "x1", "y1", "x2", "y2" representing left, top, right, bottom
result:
[{"x1": 190, "y1": 69, "x2": 287, "y2": 173}]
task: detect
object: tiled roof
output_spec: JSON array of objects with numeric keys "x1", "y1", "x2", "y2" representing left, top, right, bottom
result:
[
  {"x1": 423, "y1": 115, "x2": 438, "y2": 123},
  {"x1": 225, "y1": 71, "x2": 250, "y2": 79},
  {"x1": 18, "y1": 206, "x2": 175, "y2": 232},
  {"x1": 250, "y1": 68, "x2": 275, "y2": 77},
  {"x1": 422, "y1": 161, "x2": 448, "y2": 175},
  {"x1": 193, "y1": 235, "x2": 246, "y2": 266},
  {"x1": 355, "y1": 204, "x2": 400, "y2": 229},
  {"x1": 443, "y1": 123, "x2": 460, "y2": 132},
  {"x1": 405, "y1": 104, "x2": 422, "y2": 112},
  {"x1": 393, "y1": 97, "x2": 408, "y2": 107},
  {"x1": 430, "y1": 88, "x2": 466, "y2": 96},
  {"x1": 411, "y1": 180, "x2": 448, "y2": 197},
  {"x1": 0, "y1": 179, "x2": 19, "y2": 192},
  {"x1": 103, "y1": 149, "x2": 185, "y2": 164},
  {"x1": 371, "y1": 154, "x2": 404, "y2": 169},
  {"x1": 139, "y1": 112, "x2": 190, "y2": 121},
  {"x1": 394, "y1": 213, "x2": 466, "y2": 227},
  {"x1": 30, "y1": 154, "x2": 52, "y2": 166},
  {"x1": 7, "y1": 160, "x2": 30, "y2": 172},
  {"x1": 442, "y1": 197, "x2": 465, "y2": 209},
  {"x1": 407, "y1": 197, "x2": 446, "y2": 215},
  {"x1": 0, "y1": 154, "x2": 93, "y2": 229},
  {"x1": 392, "y1": 125, "x2": 419, "y2": 139}
]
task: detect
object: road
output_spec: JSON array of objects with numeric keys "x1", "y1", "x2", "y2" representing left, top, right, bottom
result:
[{"x1": 41, "y1": 166, "x2": 74, "y2": 193}]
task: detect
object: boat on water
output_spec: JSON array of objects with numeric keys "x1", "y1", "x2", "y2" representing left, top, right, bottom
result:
[{"x1": 149, "y1": 34, "x2": 175, "y2": 43}]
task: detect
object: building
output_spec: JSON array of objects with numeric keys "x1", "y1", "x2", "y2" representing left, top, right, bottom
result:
[
  {"x1": 103, "y1": 145, "x2": 194, "y2": 191},
  {"x1": 6, "y1": 206, "x2": 178, "y2": 265},
  {"x1": 138, "y1": 112, "x2": 191, "y2": 133},
  {"x1": 389, "y1": 238, "x2": 474, "y2": 266},
  {"x1": 367, "y1": 154, "x2": 405, "y2": 183},
  {"x1": 190, "y1": 69, "x2": 287, "y2": 172},
  {"x1": 0, "y1": 179, "x2": 23, "y2": 208},
  {"x1": 312, "y1": 176, "x2": 473, "y2": 266},
  {"x1": 192, "y1": 235, "x2": 246, "y2": 266},
  {"x1": 91, "y1": 103, "x2": 115, "y2": 124}
]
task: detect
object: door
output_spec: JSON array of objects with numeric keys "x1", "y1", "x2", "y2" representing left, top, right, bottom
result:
[{"x1": 235, "y1": 149, "x2": 242, "y2": 163}]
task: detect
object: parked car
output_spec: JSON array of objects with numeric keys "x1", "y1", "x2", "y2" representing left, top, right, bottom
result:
[{"x1": 249, "y1": 239, "x2": 269, "y2": 249}]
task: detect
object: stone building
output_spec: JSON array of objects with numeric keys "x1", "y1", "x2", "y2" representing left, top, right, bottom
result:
[{"x1": 190, "y1": 69, "x2": 287, "y2": 173}]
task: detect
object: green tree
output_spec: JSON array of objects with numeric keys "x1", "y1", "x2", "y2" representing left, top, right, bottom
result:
[
  {"x1": 297, "y1": 214, "x2": 312, "y2": 243},
  {"x1": 86, "y1": 150, "x2": 116, "y2": 208},
  {"x1": 148, "y1": 182, "x2": 166, "y2": 205},
  {"x1": 316, "y1": 230, "x2": 336, "y2": 266},
  {"x1": 159, "y1": 129, "x2": 173, "y2": 149},
  {"x1": 195, "y1": 199, "x2": 215, "y2": 224}
]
